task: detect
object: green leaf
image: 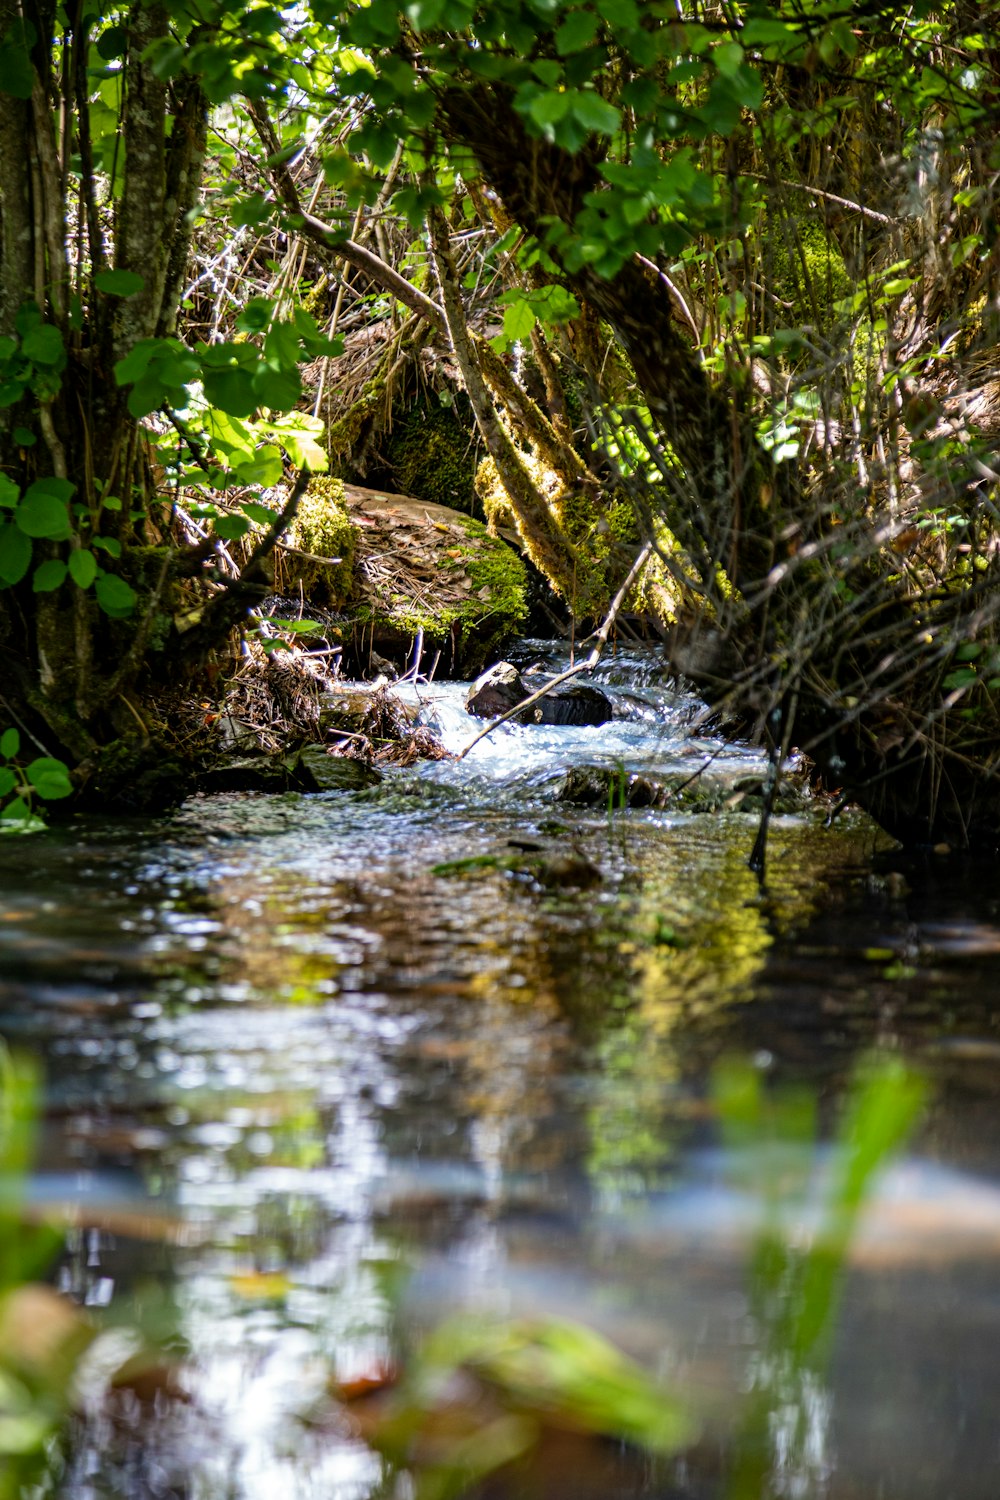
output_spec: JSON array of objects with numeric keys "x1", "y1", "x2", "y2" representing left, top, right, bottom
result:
[
  {"x1": 14, "y1": 302, "x2": 42, "y2": 337},
  {"x1": 25, "y1": 757, "x2": 73, "y2": 799},
  {"x1": 212, "y1": 515, "x2": 251, "y2": 540},
  {"x1": 261, "y1": 617, "x2": 323, "y2": 634},
  {"x1": 943, "y1": 667, "x2": 977, "y2": 691},
  {"x1": 230, "y1": 193, "x2": 273, "y2": 229},
  {"x1": 556, "y1": 9, "x2": 599, "y2": 54},
  {"x1": 24, "y1": 476, "x2": 75, "y2": 505},
  {"x1": 0, "y1": 523, "x2": 31, "y2": 584},
  {"x1": 713, "y1": 40, "x2": 745, "y2": 77},
  {"x1": 236, "y1": 297, "x2": 275, "y2": 333},
  {"x1": 0, "y1": 475, "x2": 19, "y2": 509},
  {"x1": 528, "y1": 89, "x2": 571, "y2": 129},
  {"x1": 0, "y1": 797, "x2": 43, "y2": 831},
  {"x1": 203, "y1": 367, "x2": 257, "y2": 419},
  {"x1": 569, "y1": 91, "x2": 620, "y2": 135},
  {"x1": 240, "y1": 499, "x2": 280, "y2": 525},
  {"x1": 150, "y1": 40, "x2": 185, "y2": 79},
  {"x1": 0, "y1": 728, "x2": 19, "y2": 759},
  {"x1": 0, "y1": 35, "x2": 33, "y2": 99},
  {"x1": 126, "y1": 377, "x2": 167, "y2": 419},
  {"x1": 12, "y1": 426, "x2": 35, "y2": 447},
  {"x1": 94, "y1": 572, "x2": 137, "y2": 618},
  {"x1": 15, "y1": 491, "x2": 72, "y2": 540},
  {"x1": 742, "y1": 18, "x2": 800, "y2": 47},
  {"x1": 68, "y1": 549, "x2": 98, "y2": 588},
  {"x1": 91, "y1": 536, "x2": 122, "y2": 557},
  {"x1": 32, "y1": 560, "x2": 68, "y2": 592},
  {"x1": 503, "y1": 299, "x2": 536, "y2": 342},
  {"x1": 95, "y1": 269, "x2": 146, "y2": 297},
  {"x1": 21, "y1": 325, "x2": 65, "y2": 367},
  {"x1": 234, "y1": 446, "x2": 284, "y2": 487},
  {"x1": 266, "y1": 411, "x2": 328, "y2": 471},
  {"x1": 0, "y1": 767, "x2": 16, "y2": 797},
  {"x1": 96, "y1": 24, "x2": 128, "y2": 60},
  {"x1": 252, "y1": 364, "x2": 301, "y2": 410}
]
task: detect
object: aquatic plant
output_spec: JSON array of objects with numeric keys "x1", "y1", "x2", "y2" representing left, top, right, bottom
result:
[{"x1": 716, "y1": 1055, "x2": 926, "y2": 1499}]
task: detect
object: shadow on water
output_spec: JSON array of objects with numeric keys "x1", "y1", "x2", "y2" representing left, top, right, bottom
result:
[{"x1": 0, "y1": 648, "x2": 999, "y2": 1498}]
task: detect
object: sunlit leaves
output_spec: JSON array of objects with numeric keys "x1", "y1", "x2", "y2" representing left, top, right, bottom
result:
[
  {"x1": 491, "y1": 284, "x2": 581, "y2": 351},
  {"x1": 115, "y1": 338, "x2": 200, "y2": 418},
  {"x1": 265, "y1": 411, "x2": 327, "y2": 470}
]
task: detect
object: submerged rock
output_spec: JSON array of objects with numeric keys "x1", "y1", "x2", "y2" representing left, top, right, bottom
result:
[{"x1": 466, "y1": 662, "x2": 614, "y2": 727}]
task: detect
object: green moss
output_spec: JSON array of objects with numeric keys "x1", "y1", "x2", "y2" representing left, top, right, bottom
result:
[
  {"x1": 458, "y1": 515, "x2": 528, "y2": 629},
  {"x1": 477, "y1": 453, "x2": 640, "y2": 620},
  {"x1": 288, "y1": 476, "x2": 358, "y2": 605},
  {"x1": 327, "y1": 380, "x2": 386, "y2": 476},
  {"x1": 383, "y1": 398, "x2": 479, "y2": 512},
  {"x1": 767, "y1": 219, "x2": 851, "y2": 325}
]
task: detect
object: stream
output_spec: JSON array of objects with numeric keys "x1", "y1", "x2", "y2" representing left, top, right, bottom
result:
[{"x1": 3, "y1": 643, "x2": 1000, "y2": 1499}]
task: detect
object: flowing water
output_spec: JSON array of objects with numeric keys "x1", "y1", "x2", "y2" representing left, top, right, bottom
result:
[{"x1": 3, "y1": 644, "x2": 1000, "y2": 1499}]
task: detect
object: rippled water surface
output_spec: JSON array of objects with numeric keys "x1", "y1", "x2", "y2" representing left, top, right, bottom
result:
[{"x1": 2, "y1": 646, "x2": 1000, "y2": 1499}]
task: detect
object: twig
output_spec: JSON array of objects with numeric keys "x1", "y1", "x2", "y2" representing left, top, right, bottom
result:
[
  {"x1": 744, "y1": 174, "x2": 896, "y2": 226},
  {"x1": 457, "y1": 541, "x2": 654, "y2": 759}
]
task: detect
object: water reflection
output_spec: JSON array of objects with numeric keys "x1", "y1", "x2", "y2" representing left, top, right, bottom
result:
[{"x1": 0, "y1": 659, "x2": 998, "y2": 1497}]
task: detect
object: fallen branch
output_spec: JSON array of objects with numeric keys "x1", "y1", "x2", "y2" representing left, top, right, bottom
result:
[{"x1": 457, "y1": 540, "x2": 654, "y2": 759}]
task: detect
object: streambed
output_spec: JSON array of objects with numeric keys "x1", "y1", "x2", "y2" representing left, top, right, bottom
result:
[{"x1": 2, "y1": 645, "x2": 1000, "y2": 1498}]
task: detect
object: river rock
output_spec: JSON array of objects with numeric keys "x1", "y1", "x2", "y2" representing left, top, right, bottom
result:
[
  {"x1": 295, "y1": 744, "x2": 381, "y2": 792},
  {"x1": 466, "y1": 662, "x2": 614, "y2": 727},
  {"x1": 199, "y1": 749, "x2": 381, "y2": 795},
  {"x1": 538, "y1": 683, "x2": 614, "y2": 727},
  {"x1": 198, "y1": 755, "x2": 298, "y2": 794},
  {"x1": 338, "y1": 486, "x2": 528, "y2": 676},
  {"x1": 466, "y1": 662, "x2": 524, "y2": 717}
]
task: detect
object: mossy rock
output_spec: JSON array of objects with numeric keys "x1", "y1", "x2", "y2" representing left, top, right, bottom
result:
[
  {"x1": 339, "y1": 485, "x2": 528, "y2": 675},
  {"x1": 283, "y1": 476, "x2": 359, "y2": 607}
]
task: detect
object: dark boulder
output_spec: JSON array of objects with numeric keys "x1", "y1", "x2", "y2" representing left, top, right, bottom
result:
[
  {"x1": 198, "y1": 748, "x2": 381, "y2": 795},
  {"x1": 466, "y1": 662, "x2": 524, "y2": 717},
  {"x1": 466, "y1": 663, "x2": 613, "y2": 728}
]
